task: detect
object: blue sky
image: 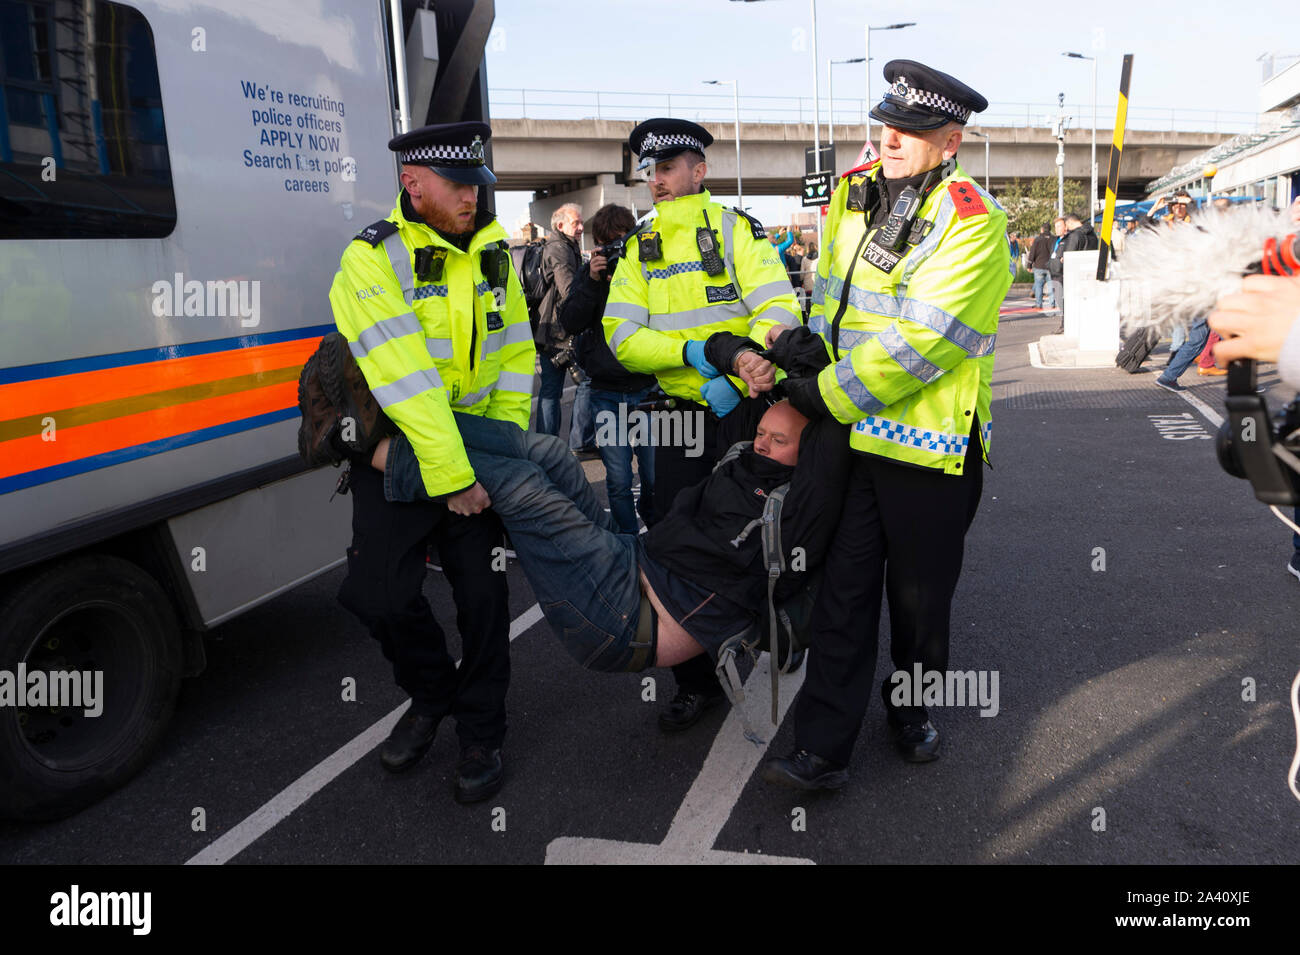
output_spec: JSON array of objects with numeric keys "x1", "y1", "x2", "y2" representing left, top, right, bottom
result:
[{"x1": 486, "y1": 0, "x2": 1298, "y2": 231}]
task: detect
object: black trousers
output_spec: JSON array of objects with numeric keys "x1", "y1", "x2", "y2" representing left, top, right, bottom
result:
[
  {"x1": 338, "y1": 463, "x2": 511, "y2": 747},
  {"x1": 793, "y1": 426, "x2": 984, "y2": 766},
  {"x1": 650, "y1": 403, "x2": 723, "y2": 694}
]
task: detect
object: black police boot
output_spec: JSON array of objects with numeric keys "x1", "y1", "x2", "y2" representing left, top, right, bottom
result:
[
  {"x1": 887, "y1": 712, "x2": 941, "y2": 763},
  {"x1": 379, "y1": 712, "x2": 440, "y2": 773},
  {"x1": 761, "y1": 749, "x2": 849, "y2": 791},
  {"x1": 454, "y1": 745, "x2": 504, "y2": 804},
  {"x1": 658, "y1": 687, "x2": 726, "y2": 732}
]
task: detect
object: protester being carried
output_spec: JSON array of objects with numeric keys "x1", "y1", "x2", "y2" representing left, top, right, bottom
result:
[{"x1": 372, "y1": 333, "x2": 851, "y2": 675}]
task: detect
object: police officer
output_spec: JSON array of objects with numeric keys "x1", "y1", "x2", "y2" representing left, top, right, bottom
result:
[
  {"x1": 329, "y1": 122, "x2": 534, "y2": 803},
  {"x1": 603, "y1": 118, "x2": 801, "y2": 730},
  {"x1": 761, "y1": 62, "x2": 1011, "y2": 789}
]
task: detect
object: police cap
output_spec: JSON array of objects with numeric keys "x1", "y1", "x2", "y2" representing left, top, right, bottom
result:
[
  {"x1": 870, "y1": 60, "x2": 988, "y2": 132},
  {"x1": 629, "y1": 118, "x2": 713, "y2": 171},
  {"x1": 388, "y1": 121, "x2": 496, "y2": 185}
]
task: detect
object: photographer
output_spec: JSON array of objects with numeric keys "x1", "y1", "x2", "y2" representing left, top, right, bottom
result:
[{"x1": 558, "y1": 203, "x2": 658, "y2": 533}]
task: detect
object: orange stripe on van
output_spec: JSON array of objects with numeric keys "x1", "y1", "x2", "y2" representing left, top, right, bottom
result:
[
  {"x1": 0, "y1": 380, "x2": 295, "y2": 480},
  {"x1": 3, "y1": 338, "x2": 318, "y2": 419}
]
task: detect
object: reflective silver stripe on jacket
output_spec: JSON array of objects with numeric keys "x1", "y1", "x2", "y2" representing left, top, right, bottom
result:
[
  {"x1": 426, "y1": 338, "x2": 454, "y2": 361},
  {"x1": 382, "y1": 232, "x2": 415, "y2": 306},
  {"x1": 605, "y1": 300, "x2": 651, "y2": 351},
  {"x1": 833, "y1": 354, "x2": 883, "y2": 415},
  {"x1": 809, "y1": 310, "x2": 874, "y2": 351},
  {"x1": 650, "y1": 300, "x2": 748, "y2": 332},
  {"x1": 481, "y1": 320, "x2": 532, "y2": 360},
  {"x1": 876, "y1": 325, "x2": 944, "y2": 385},
  {"x1": 350, "y1": 310, "x2": 422, "y2": 359},
  {"x1": 370, "y1": 366, "x2": 444, "y2": 407},
  {"x1": 821, "y1": 274, "x2": 995, "y2": 358},
  {"x1": 493, "y1": 370, "x2": 534, "y2": 393}
]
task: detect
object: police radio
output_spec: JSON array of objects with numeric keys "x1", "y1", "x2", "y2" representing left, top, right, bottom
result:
[
  {"x1": 697, "y1": 211, "x2": 726, "y2": 276},
  {"x1": 875, "y1": 187, "x2": 922, "y2": 253}
]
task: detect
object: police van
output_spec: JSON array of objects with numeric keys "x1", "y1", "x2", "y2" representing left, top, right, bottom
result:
[{"x1": 0, "y1": 0, "x2": 491, "y2": 818}]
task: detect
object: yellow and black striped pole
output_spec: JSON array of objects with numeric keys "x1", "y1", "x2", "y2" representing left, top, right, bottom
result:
[{"x1": 1097, "y1": 54, "x2": 1133, "y2": 280}]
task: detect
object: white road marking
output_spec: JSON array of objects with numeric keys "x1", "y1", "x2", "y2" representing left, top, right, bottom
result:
[
  {"x1": 544, "y1": 653, "x2": 815, "y2": 865},
  {"x1": 1172, "y1": 386, "x2": 1225, "y2": 429},
  {"x1": 185, "y1": 603, "x2": 544, "y2": 866}
]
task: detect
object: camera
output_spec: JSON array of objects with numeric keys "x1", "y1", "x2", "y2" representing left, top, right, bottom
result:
[
  {"x1": 1216, "y1": 360, "x2": 1300, "y2": 505},
  {"x1": 594, "y1": 239, "x2": 624, "y2": 280}
]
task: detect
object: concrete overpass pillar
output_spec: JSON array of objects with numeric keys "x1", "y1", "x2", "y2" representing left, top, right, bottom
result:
[{"x1": 529, "y1": 174, "x2": 652, "y2": 246}]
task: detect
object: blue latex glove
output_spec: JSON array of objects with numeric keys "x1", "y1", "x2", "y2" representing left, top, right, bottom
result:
[
  {"x1": 700, "y1": 375, "x2": 741, "y2": 418},
  {"x1": 683, "y1": 339, "x2": 720, "y2": 378}
]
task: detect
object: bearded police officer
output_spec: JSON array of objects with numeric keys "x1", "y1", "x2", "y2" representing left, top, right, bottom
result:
[
  {"x1": 329, "y1": 122, "x2": 533, "y2": 803},
  {"x1": 603, "y1": 118, "x2": 801, "y2": 730},
  {"x1": 761, "y1": 62, "x2": 1012, "y2": 789}
]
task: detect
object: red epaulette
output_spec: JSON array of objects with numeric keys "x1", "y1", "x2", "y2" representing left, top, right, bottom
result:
[{"x1": 840, "y1": 160, "x2": 879, "y2": 179}]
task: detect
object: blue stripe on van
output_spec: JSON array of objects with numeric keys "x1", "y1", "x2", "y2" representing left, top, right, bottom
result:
[
  {"x1": 0, "y1": 407, "x2": 299, "y2": 496},
  {"x1": 0, "y1": 324, "x2": 335, "y2": 385}
]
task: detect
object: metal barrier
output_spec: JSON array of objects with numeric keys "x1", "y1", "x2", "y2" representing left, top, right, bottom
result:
[{"x1": 488, "y1": 87, "x2": 1259, "y2": 134}]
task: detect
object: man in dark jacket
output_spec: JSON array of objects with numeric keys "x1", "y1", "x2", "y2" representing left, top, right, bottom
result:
[
  {"x1": 1052, "y1": 212, "x2": 1099, "y2": 331},
  {"x1": 535, "y1": 203, "x2": 584, "y2": 438},
  {"x1": 558, "y1": 203, "x2": 658, "y2": 532},
  {"x1": 1028, "y1": 224, "x2": 1054, "y2": 309},
  {"x1": 373, "y1": 392, "x2": 851, "y2": 675}
]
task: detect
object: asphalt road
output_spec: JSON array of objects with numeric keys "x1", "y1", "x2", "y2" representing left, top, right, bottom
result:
[{"x1": 3, "y1": 292, "x2": 1298, "y2": 866}]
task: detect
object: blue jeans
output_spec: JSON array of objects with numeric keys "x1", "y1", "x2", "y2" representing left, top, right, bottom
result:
[
  {"x1": 590, "y1": 387, "x2": 657, "y2": 534},
  {"x1": 569, "y1": 365, "x2": 595, "y2": 451},
  {"x1": 1032, "y1": 268, "x2": 1053, "y2": 308},
  {"x1": 535, "y1": 351, "x2": 564, "y2": 436},
  {"x1": 384, "y1": 414, "x2": 650, "y2": 673},
  {"x1": 1158, "y1": 318, "x2": 1209, "y2": 384}
]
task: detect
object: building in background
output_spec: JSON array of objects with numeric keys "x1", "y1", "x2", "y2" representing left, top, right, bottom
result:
[{"x1": 1146, "y1": 54, "x2": 1300, "y2": 207}]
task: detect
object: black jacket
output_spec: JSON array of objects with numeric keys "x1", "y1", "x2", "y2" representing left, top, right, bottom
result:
[
  {"x1": 558, "y1": 269, "x2": 656, "y2": 393},
  {"x1": 644, "y1": 399, "x2": 852, "y2": 608},
  {"x1": 538, "y1": 232, "x2": 581, "y2": 349},
  {"x1": 1063, "y1": 224, "x2": 1098, "y2": 254},
  {"x1": 1028, "y1": 233, "x2": 1053, "y2": 269}
]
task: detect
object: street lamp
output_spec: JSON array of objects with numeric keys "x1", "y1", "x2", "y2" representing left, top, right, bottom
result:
[
  {"x1": 704, "y1": 79, "x2": 743, "y2": 208},
  {"x1": 968, "y1": 129, "x2": 989, "y2": 191},
  {"x1": 828, "y1": 57, "x2": 865, "y2": 152},
  {"x1": 864, "y1": 22, "x2": 916, "y2": 137},
  {"x1": 1063, "y1": 52, "x2": 1097, "y2": 218}
]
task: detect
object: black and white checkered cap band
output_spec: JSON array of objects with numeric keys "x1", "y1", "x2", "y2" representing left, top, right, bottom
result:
[
  {"x1": 398, "y1": 139, "x2": 485, "y2": 166},
  {"x1": 639, "y1": 131, "x2": 706, "y2": 156},
  {"x1": 886, "y1": 78, "x2": 971, "y2": 124}
]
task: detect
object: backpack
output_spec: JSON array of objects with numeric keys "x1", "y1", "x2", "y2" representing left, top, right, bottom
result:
[
  {"x1": 708, "y1": 440, "x2": 820, "y2": 743},
  {"x1": 510, "y1": 240, "x2": 548, "y2": 311},
  {"x1": 296, "y1": 331, "x2": 395, "y2": 470}
]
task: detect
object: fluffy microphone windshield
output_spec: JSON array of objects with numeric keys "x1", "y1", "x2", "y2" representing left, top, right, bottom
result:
[{"x1": 1113, "y1": 204, "x2": 1295, "y2": 335}]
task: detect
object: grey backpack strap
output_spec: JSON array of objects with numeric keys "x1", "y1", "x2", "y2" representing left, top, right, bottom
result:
[
  {"x1": 761, "y1": 483, "x2": 791, "y2": 726},
  {"x1": 713, "y1": 627, "x2": 767, "y2": 745}
]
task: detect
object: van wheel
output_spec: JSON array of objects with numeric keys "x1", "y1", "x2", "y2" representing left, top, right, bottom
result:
[{"x1": 0, "y1": 555, "x2": 181, "y2": 821}]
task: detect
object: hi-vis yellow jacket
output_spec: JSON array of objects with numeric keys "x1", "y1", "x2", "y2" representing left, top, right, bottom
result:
[
  {"x1": 602, "y1": 190, "x2": 800, "y2": 403},
  {"x1": 329, "y1": 196, "x2": 534, "y2": 497},
  {"x1": 809, "y1": 161, "x2": 1011, "y2": 474}
]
